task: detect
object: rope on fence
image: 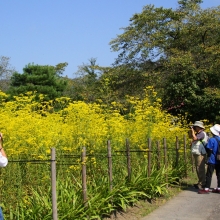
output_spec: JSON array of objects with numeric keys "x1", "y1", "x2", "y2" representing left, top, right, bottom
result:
[{"x1": 9, "y1": 159, "x2": 55, "y2": 163}]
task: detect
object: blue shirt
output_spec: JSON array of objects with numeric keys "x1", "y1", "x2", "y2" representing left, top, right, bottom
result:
[{"x1": 206, "y1": 136, "x2": 220, "y2": 164}]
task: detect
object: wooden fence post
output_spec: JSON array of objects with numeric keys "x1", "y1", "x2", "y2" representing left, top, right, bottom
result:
[
  {"x1": 157, "y1": 141, "x2": 160, "y2": 170},
  {"x1": 175, "y1": 136, "x2": 179, "y2": 167},
  {"x1": 163, "y1": 138, "x2": 168, "y2": 185},
  {"x1": 82, "y1": 147, "x2": 87, "y2": 207},
  {"x1": 107, "y1": 140, "x2": 113, "y2": 191},
  {"x1": 183, "y1": 135, "x2": 188, "y2": 177},
  {"x1": 51, "y1": 148, "x2": 58, "y2": 220},
  {"x1": 148, "y1": 138, "x2": 151, "y2": 177},
  {"x1": 126, "y1": 139, "x2": 131, "y2": 182},
  {"x1": 107, "y1": 140, "x2": 113, "y2": 219}
]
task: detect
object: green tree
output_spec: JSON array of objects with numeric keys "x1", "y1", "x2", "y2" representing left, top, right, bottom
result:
[
  {"x1": 8, "y1": 63, "x2": 68, "y2": 100},
  {"x1": 68, "y1": 58, "x2": 101, "y2": 102},
  {"x1": 97, "y1": 65, "x2": 152, "y2": 102},
  {"x1": 110, "y1": 0, "x2": 220, "y2": 122},
  {"x1": 0, "y1": 56, "x2": 15, "y2": 92}
]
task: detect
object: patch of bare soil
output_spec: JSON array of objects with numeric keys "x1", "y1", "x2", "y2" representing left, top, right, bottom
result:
[{"x1": 104, "y1": 200, "x2": 152, "y2": 220}]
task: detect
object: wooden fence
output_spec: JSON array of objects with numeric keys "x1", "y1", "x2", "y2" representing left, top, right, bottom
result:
[
  {"x1": 7, "y1": 135, "x2": 192, "y2": 220},
  {"x1": 80, "y1": 136, "x2": 190, "y2": 210}
]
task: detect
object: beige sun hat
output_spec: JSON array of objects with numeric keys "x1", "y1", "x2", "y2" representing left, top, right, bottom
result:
[
  {"x1": 192, "y1": 121, "x2": 205, "y2": 129},
  {"x1": 210, "y1": 124, "x2": 220, "y2": 136}
]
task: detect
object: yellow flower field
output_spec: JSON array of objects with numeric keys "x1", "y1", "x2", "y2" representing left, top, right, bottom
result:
[
  {"x1": 0, "y1": 87, "x2": 195, "y2": 219},
  {"x1": 0, "y1": 87, "x2": 187, "y2": 160}
]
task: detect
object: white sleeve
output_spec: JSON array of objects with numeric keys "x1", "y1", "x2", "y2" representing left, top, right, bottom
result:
[{"x1": 0, "y1": 152, "x2": 8, "y2": 167}]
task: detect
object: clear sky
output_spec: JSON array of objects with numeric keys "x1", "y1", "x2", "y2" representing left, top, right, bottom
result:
[{"x1": 1, "y1": 0, "x2": 219, "y2": 78}]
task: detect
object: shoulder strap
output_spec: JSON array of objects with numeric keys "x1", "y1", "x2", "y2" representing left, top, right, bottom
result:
[
  {"x1": 200, "y1": 132, "x2": 208, "y2": 146},
  {"x1": 214, "y1": 136, "x2": 220, "y2": 154}
]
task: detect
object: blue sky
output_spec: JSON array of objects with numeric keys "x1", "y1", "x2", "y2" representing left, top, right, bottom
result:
[{"x1": 1, "y1": 0, "x2": 219, "y2": 78}]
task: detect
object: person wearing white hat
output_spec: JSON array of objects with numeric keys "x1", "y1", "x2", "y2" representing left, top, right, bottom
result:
[
  {"x1": 198, "y1": 124, "x2": 220, "y2": 194},
  {"x1": 190, "y1": 121, "x2": 209, "y2": 189}
]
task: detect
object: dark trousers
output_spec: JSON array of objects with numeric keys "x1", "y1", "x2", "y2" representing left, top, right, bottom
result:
[{"x1": 205, "y1": 163, "x2": 220, "y2": 188}]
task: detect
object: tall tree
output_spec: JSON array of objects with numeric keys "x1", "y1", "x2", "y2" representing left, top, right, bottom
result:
[
  {"x1": 8, "y1": 63, "x2": 68, "y2": 100},
  {"x1": 0, "y1": 56, "x2": 15, "y2": 92},
  {"x1": 109, "y1": 0, "x2": 220, "y2": 122},
  {"x1": 71, "y1": 58, "x2": 101, "y2": 102}
]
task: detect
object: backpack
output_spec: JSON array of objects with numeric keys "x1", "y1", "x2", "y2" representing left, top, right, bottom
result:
[
  {"x1": 200, "y1": 132, "x2": 209, "y2": 154},
  {"x1": 214, "y1": 137, "x2": 220, "y2": 161},
  {"x1": 191, "y1": 131, "x2": 208, "y2": 155},
  {"x1": 200, "y1": 132, "x2": 209, "y2": 147}
]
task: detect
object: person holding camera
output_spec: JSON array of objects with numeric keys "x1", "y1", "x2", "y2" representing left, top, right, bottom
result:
[
  {"x1": 190, "y1": 121, "x2": 208, "y2": 189},
  {"x1": 0, "y1": 133, "x2": 8, "y2": 220}
]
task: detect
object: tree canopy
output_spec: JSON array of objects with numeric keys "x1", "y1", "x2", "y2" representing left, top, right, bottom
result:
[
  {"x1": 0, "y1": 56, "x2": 15, "y2": 92},
  {"x1": 109, "y1": 0, "x2": 220, "y2": 122},
  {"x1": 8, "y1": 63, "x2": 68, "y2": 100},
  {"x1": 2, "y1": 0, "x2": 220, "y2": 123}
]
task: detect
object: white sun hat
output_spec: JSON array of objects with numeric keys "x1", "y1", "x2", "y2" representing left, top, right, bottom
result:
[
  {"x1": 210, "y1": 124, "x2": 220, "y2": 136},
  {"x1": 192, "y1": 121, "x2": 205, "y2": 129}
]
